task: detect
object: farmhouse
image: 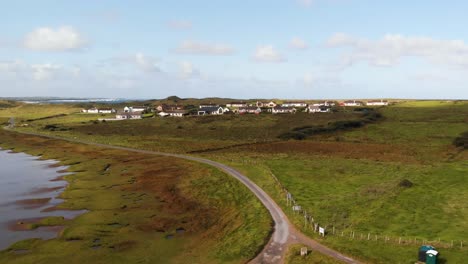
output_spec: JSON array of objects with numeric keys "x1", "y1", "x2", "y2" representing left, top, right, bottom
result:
[
  {"x1": 366, "y1": 100, "x2": 389, "y2": 106},
  {"x1": 238, "y1": 107, "x2": 262, "y2": 114},
  {"x1": 116, "y1": 111, "x2": 143, "y2": 119},
  {"x1": 307, "y1": 105, "x2": 330, "y2": 113},
  {"x1": 281, "y1": 102, "x2": 308, "y2": 108},
  {"x1": 159, "y1": 110, "x2": 188, "y2": 117},
  {"x1": 341, "y1": 100, "x2": 363, "y2": 106},
  {"x1": 198, "y1": 106, "x2": 224, "y2": 115},
  {"x1": 226, "y1": 102, "x2": 247, "y2": 108},
  {"x1": 272, "y1": 106, "x2": 296, "y2": 114}
]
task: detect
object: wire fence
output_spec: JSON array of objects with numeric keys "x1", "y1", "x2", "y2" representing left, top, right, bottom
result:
[{"x1": 269, "y1": 170, "x2": 466, "y2": 250}]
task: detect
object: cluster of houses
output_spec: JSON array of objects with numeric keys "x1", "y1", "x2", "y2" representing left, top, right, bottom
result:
[{"x1": 81, "y1": 99, "x2": 389, "y2": 119}]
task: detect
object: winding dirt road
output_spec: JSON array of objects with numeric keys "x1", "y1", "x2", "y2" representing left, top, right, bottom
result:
[{"x1": 6, "y1": 129, "x2": 361, "y2": 264}]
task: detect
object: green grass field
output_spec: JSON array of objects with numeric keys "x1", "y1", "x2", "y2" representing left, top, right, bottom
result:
[{"x1": 1, "y1": 100, "x2": 467, "y2": 263}]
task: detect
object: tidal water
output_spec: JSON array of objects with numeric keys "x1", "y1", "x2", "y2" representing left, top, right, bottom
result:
[{"x1": 0, "y1": 150, "x2": 85, "y2": 250}]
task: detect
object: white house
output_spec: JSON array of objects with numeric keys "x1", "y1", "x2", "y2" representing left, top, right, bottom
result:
[
  {"x1": 312, "y1": 101, "x2": 335, "y2": 107},
  {"x1": 272, "y1": 107, "x2": 296, "y2": 114},
  {"x1": 124, "y1": 106, "x2": 147, "y2": 112},
  {"x1": 281, "y1": 102, "x2": 308, "y2": 108},
  {"x1": 366, "y1": 100, "x2": 389, "y2": 106},
  {"x1": 198, "y1": 106, "x2": 224, "y2": 115},
  {"x1": 199, "y1": 104, "x2": 219, "y2": 108},
  {"x1": 116, "y1": 111, "x2": 143, "y2": 119},
  {"x1": 159, "y1": 110, "x2": 188, "y2": 117},
  {"x1": 308, "y1": 105, "x2": 330, "y2": 113},
  {"x1": 238, "y1": 107, "x2": 262, "y2": 114},
  {"x1": 256, "y1": 101, "x2": 277, "y2": 108},
  {"x1": 82, "y1": 107, "x2": 99, "y2": 114},
  {"x1": 98, "y1": 108, "x2": 116, "y2": 114},
  {"x1": 226, "y1": 102, "x2": 248, "y2": 108},
  {"x1": 341, "y1": 100, "x2": 363, "y2": 106}
]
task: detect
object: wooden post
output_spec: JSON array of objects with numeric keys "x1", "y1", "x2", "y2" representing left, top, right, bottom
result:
[
  {"x1": 333, "y1": 226, "x2": 335, "y2": 235},
  {"x1": 399, "y1": 237, "x2": 401, "y2": 244},
  {"x1": 341, "y1": 231, "x2": 344, "y2": 237},
  {"x1": 352, "y1": 232, "x2": 355, "y2": 239},
  {"x1": 368, "y1": 233, "x2": 370, "y2": 240}
]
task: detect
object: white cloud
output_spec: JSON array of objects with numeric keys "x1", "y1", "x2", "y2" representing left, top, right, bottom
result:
[
  {"x1": 290, "y1": 37, "x2": 309, "y2": 50},
  {"x1": 253, "y1": 45, "x2": 286, "y2": 63},
  {"x1": 179, "y1": 61, "x2": 200, "y2": 79},
  {"x1": 168, "y1": 20, "x2": 193, "y2": 30},
  {"x1": 104, "y1": 53, "x2": 161, "y2": 73},
  {"x1": 134, "y1": 52, "x2": 160, "y2": 72},
  {"x1": 327, "y1": 33, "x2": 468, "y2": 68},
  {"x1": 175, "y1": 40, "x2": 234, "y2": 55},
  {"x1": 31, "y1": 63, "x2": 62, "y2": 81},
  {"x1": 23, "y1": 26, "x2": 87, "y2": 51}
]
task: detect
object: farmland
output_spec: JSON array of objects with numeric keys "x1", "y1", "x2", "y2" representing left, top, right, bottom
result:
[{"x1": 1, "y1": 100, "x2": 467, "y2": 263}]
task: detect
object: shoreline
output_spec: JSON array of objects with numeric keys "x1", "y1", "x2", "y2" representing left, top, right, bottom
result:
[{"x1": 0, "y1": 149, "x2": 85, "y2": 251}]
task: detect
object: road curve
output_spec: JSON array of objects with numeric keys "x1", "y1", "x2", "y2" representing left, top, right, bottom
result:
[{"x1": 5, "y1": 130, "x2": 361, "y2": 264}]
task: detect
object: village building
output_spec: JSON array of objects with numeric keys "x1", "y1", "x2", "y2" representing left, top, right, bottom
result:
[
  {"x1": 281, "y1": 102, "x2": 308, "y2": 108},
  {"x1": 124, "y1": 106, "x2": 148, "y2": 113},
  {"x1": 366, "y1": 100, "x2": 389, "y2": 106},
  {"x1": 158, "y1": 110, "x2": 188, "y2": 117},
  {"x1": 197, "y1": 106, "x2": 224, "y2": 115},
  {"x1": 116, "y1": 111, "x2": 143, "y2": 120},
  {"x1": 272, "y1": 106, "x2": 297, "y2": 114},
  {"x1": 238, "y1": 107, "x2": 262, "y2": 114},
  {"x1": 341, "y1": 100, "x2": 363, "y2": 106},
  {"x1": 97, "y1": 108, "x2": 116, "y2": 114},
  {"x1": 256, "y1": 101, "x2": 277, "y2": 108},
  {"x1": 226, "y1": 102, "x2": 248, "y2": 108},
  {"x1": 199, "y1": 104, "x2": 219, "y2": 108},
  {"x1": 82, "y1": 108, "x2": 116, "y2": 114},
  {"x1": 156, "y1": 104, "x2": 184, "y2": 112},
  {"x1": 312, "y1": 101, "x2": 335, "y2": 107},
  {"x1": 307, "y1": 105, "x2": 330, "y2": 113}
]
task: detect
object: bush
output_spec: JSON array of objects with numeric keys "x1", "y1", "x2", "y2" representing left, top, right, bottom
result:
[{"x1": 453, "y1": 131, "x2": 468, "y2": 149}]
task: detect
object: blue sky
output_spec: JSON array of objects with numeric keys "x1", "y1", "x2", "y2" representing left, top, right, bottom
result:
[{"x1": 1, "y1": 0, "x2": 467, "y2": 99}]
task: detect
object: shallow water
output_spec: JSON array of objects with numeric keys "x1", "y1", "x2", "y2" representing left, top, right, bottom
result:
[{"x1": 0, "y1": 150, "x2": 85, "y2": 250}]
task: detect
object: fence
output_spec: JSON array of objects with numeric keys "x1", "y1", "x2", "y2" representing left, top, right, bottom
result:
[{"x1": 269, "y1": 170, "x2": 465, "y2": 250}]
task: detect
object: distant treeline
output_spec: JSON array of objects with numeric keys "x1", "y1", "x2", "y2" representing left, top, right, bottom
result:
[
  {"x1": 278, "y1": 108, "x2": 382, "y2": 140},
  {"x1": 453, "y1": 131, "x2": 468, "y2": 150}
]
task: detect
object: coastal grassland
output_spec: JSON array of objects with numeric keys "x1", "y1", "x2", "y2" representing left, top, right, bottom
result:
[
  {"x1": 0, "y1": 103, "x2": 80, "y2": 121},
  {"x1": 14, "y1": 110, "x2": 364, "y2": 153},
  {"x1": 285, "y1": 244, "x2": 341, "y2": 264},
  {"x1": 0, "y1": 129, "x2": 271, "y2": 264},
  {"x1": 199, "y1": 101, "x2": 468, "y2": 263},
  {"x1": 3, "y1": 100, "x2": 467, "y2": 263}
]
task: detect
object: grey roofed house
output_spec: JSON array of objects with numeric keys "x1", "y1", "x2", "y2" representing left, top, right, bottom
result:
[{"x1": 197, "y1": 106, "x2": 224, "y2": 115}]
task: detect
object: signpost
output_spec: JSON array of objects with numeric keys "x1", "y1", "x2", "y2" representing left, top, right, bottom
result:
[{"x1": 319, "y1": 227, "x2": 325, "y2": 237}]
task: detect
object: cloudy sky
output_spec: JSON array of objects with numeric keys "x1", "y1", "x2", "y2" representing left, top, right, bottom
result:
[{"x1": 1, "y1": 0, "x2": 467, "y2": 99}]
